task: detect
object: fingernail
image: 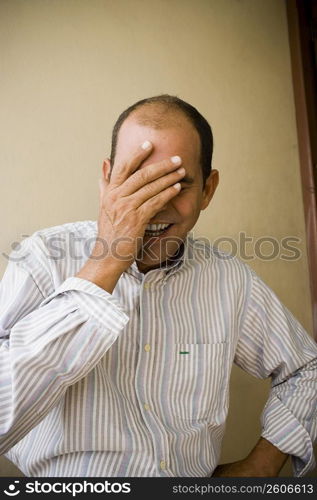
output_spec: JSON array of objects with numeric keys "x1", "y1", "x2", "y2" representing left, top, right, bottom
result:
[
  {"x1": 173, "y1": 182, "x2": 181, "y2": 190},
  {"x1": 177, "y1": 167, "x2": 185, "y2": 175},
  {"x1": 141, "y1": 140, "x2": 152, "y2": 150},
  {"x1": 171, "y1": 156, "x2": 181, "y2": 165}
]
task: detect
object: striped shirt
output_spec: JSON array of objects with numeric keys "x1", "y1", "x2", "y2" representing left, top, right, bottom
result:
[{"x1": 0, "y1": 220, "x2": 316, "y2": 477}]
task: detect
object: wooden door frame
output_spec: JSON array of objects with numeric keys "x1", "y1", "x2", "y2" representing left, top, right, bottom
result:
[{"x1": 286, "y1": 0, "x2": 317, "y2": 339}]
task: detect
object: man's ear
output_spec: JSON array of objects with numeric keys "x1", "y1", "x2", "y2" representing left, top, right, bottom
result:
[
  {"x1": 201, "y1": 169, "x2": 219, "y2": 210},
  {"x1": 103, "y1": 158, "x2": 112, "y2": 182}
]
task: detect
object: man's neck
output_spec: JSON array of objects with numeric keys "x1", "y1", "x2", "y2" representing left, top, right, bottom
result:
[{"x1": 136, "y1": 241, "x2": 185, "y2": 274}]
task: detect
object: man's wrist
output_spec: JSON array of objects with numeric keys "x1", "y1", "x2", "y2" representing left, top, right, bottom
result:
[
  {"x1": 245, "y1": 437, "x2": 289, "y2": 476},
  {"x1": 76, "y1": 255, "x2": 128, "y2": 293},
  {"x1": 212, "y1": 437, "x2": 289, "y2": 477}
]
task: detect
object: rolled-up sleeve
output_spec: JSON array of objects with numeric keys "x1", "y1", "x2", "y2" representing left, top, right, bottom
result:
[
  {"x1": 234, "y1": 268, "x2": 317, "y2": 476},
  {"x1": 40, "y1": 276, "x2": 128, "y2": 330}
]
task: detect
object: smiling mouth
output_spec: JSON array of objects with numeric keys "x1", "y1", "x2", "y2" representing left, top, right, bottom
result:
[{"x1": 144, "y1": 223, "x2": 173, "y2": 237}]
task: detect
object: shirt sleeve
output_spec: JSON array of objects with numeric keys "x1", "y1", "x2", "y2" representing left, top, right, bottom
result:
[
  {"x1": 234, "y1": 268, "x2": 317, "y2": 477},
  {"x1": 0, "y1": 245, "x2": 129, "y2": 455}
]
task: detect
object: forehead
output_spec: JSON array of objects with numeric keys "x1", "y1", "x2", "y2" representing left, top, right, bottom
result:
[{"x1": 115, "y1": 111, "x2": 201, "y2": 173}]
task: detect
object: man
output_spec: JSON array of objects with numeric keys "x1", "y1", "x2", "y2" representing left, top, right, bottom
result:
[{"x1": 0, "y1": 95, "x2": 316, "y2": 477}]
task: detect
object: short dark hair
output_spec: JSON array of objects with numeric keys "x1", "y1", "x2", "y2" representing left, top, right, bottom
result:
[{"x1": 109, "y1": 94, "x2": 213, "y2": 187}]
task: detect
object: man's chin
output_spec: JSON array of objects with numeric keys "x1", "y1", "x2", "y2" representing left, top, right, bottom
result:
[
  {"x1": 135, "y1": 233, "x2": 186, "y2": 273},
  {"x1": 135, "y1": 256, "x2": 169, "y2": 274}
]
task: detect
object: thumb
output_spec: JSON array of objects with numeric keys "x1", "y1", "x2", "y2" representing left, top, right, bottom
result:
[
  {"x1": 99, "y1": 160, "x2": 111, "y2": 205},
  {"x1": 98, "y1": 176, "x2": 108, "y2": 206},
  {"x1": 99, "y1": 161, "x2": 110, "y2": 206},
  {"x1": 102, "y1": 159, "x2": 111, "y2": 185}
]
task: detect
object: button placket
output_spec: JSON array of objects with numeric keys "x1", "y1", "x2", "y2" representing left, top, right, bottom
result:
[
  {"x1": 135, "y1": 278, "x2": 154, "y2": 419},
  {"x1": 135, "y1": 275, "x2": 170, "y2": 476},
  {"x1": 160, "y1": 460, "x2": 166, "y2": 470}
]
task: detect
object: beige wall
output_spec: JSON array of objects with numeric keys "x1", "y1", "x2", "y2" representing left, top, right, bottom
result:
[{"x1": 0, "y1": 0, "x2": 315, "y2": 477}]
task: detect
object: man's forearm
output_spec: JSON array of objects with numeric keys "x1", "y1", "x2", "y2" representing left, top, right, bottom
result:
[
  {"x1": 76, "y1": 243, "x2": 126, "y2": 294},
  {"x1": 245, "y1": 437, "x2": 289, "y2": 475},
  {"x1": 212, "y1": 437, "x2": 289, "y2": 477}
]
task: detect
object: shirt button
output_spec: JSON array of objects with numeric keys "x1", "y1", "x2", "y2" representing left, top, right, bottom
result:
[
  {"x1": 144, "y1": 344, "x2": 151, "y2": 352},
  {"x1": 144, "y1": 283, "x2": 150, "y2": 289},
  {"x1": 160, "y1": 460, "x2": 166, "y2": 470},
  {"x1": 144, "y1": 403, "x2": 150, "y2": 411}
]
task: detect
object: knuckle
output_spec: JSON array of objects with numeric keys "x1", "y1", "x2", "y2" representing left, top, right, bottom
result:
[
  {"x1": 157, "y1": 173, "x2": 174, "y2": 190},
  {"x1": 148, "y1": 193, "x2": 161, "y2": 208},
  {"x1": 116, "y1": 159, "x2": 129, "y2": 172},
  {"x1": 107, "y1": 190, "x2": 117, "y2": 204},
  {"x1": 137, "y1": 205, "x2": 145, "y2": 219},
  {"x1": 122, "y1": 198, "x2": 134, "y2": 211},
  {"x1": 128, "y1": 151, "x2": 146, "y2": 171},
  {"x1": 113, "y1": 162, "x2": 129, "y2": 180},
  {"x1": 137, "y1": 167, "x2": 150, "y2": 184},
  {"x1": 164, "y1": 158, "x2": 173, "y2": 169},
  {"x1": 141, "y1": 182, "x2": 154, "y2": 196},
  {"x1": 104, "y1": 191, "x2": 121, "y2": 210},
  {"x1": 152, "y1": 161, "x2": 168, "y2": 178},
  {"x1": 137, "y1": 205, "x2": 149, "y2": 222}
]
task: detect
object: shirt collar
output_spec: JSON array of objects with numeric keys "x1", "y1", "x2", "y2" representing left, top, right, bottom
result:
[{"x1": 127, "y1": 233, "x2": 193, "y2": 281}]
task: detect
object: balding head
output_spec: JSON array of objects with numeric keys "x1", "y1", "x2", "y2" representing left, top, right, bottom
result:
[
  {"x1": 131, "y1": 102, "x2": 190, "y2": 130},
  {"x1": 109, "y1": 94, "x2": 214, "y2": 187}
]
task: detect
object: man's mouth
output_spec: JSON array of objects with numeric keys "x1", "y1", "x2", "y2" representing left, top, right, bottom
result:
[{"x1": 144, "y1": 223, "x2": 173, "y2": 237}]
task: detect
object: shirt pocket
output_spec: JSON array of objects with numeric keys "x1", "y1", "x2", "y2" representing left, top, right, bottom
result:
[{"x1": 168, "y1": 342, "x2": 228, "y2": 422}]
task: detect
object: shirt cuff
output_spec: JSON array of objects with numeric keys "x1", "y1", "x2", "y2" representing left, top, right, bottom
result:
[
  {"x1": 261, "y1": 394, "x2": 316, "y2": 476},
  {"x1": 39, "y1": 277, "x2": 129, "y2": 333}
]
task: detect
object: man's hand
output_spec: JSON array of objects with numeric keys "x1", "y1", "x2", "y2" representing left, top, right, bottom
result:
[
  {"x1": 76, "y1": 140, "x2": 185, "y2": 292},
  {"x1": 96, "y1": 140, "x2": 184, "y2": 270},
  {"x1": 212, "y1": 437, "x2": 289, "y2": 477}
]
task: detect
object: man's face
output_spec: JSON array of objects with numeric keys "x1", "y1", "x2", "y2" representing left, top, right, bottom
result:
[{"x1": 112, "y1": 113, "x2": 219, "y2": 273}]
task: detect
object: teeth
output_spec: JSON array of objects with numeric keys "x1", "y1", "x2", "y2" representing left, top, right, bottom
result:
[
  {"x1": 145, "y1": 223, "x2": 170, "y2": 231},
  {"x1": 144, "y1": 223, "x2": 171, "y2": 237}
]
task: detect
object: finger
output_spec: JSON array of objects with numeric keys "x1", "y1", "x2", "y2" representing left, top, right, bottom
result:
[
  {"x1": 140, "y1": 183, "x2": 181, "y2": 221},
  {"x1": 110, "y1": 140, "x2": 153, "y2": 186},
  {"x1": 127, "y1": 166, "x2": 185, "y2": 208},
  {"x1": 118, "y1": 155, "x2": 183, "y2": 197}
]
